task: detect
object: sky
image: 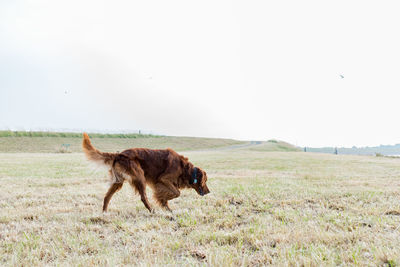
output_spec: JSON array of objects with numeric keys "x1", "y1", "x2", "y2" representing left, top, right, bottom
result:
[{"x1": 1, "y1": 0, "x2": 400, "y2": 147}]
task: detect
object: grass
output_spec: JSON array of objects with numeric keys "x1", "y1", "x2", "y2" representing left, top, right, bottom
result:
[
  {"x1": 0, "y1": 134, "x2": 245, "y2": 153},
  {"x1": 246, "y1": 140, "x2": 300, "y2": 152},
  {"x1": 0, "y1": 146, "x2": 399, "y2": 266},
  {"x1": 0, "y1": 131, "x2": 298, "y2": 153}
]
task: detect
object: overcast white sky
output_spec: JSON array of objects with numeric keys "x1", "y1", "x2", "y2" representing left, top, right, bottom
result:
[{"x1": 1, "y1": 0, "x2": 400, "y2": 147}]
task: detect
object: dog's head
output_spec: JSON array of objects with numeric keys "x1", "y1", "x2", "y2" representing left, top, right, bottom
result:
[{"x1": 189, "y1": 167, "x2": 210, "y2": 196}]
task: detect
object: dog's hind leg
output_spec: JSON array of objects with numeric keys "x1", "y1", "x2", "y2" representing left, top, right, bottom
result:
[{"x1": 103, "y1": 183, "x2": 123, "y2": 212}]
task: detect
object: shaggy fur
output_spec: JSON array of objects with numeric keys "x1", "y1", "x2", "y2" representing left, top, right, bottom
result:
[{"x1": 82, "y1": 133, "x2": 210, "y2": 212}]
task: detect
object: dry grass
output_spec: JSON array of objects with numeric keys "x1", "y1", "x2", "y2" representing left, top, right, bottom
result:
[
  {"x1": 1, "y1": 151, "x2": 400, "y2": 266},
  {"x1": 0, "y1": 136, "x2": 244, "y2": 153}
]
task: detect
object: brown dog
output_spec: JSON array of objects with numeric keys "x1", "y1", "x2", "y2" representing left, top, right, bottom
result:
[{"x1": 82, "y1": 133, "x2": 210, "y2": 212}]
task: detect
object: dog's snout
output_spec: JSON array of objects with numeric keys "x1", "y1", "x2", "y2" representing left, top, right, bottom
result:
[{"x1": 203, "y1": 186, "x2": 210, "y2": 195}]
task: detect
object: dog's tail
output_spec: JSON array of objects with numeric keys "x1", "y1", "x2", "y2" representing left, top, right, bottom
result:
[{"x1": 82, "y1": 133, "x2": 117, "y2": 166}]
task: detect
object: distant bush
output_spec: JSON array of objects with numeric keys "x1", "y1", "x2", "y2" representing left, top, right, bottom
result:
[
  {"x1": 375, "y1": 153, "x2": 383, "y2": 157},
  {"x1": 0, "y1": 131, "x2": 161, "y2": 139},
  {"x1": 267, "y1": 139, "x2": 278, "y2": 143},
  {"x1": 0, "y1": 131, "x2": 13, "y2": 137}
]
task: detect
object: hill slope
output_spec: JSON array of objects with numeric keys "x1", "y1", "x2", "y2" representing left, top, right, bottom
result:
[
  {"x1": 0, "y1": 135, "x2": 244, "y2": 153},
  {"x1": 244, "y1": 140, "x2": 300, "y2": 152},
  {"x1": 0, "y1": 131, "x2": 300, "y2": 153}
]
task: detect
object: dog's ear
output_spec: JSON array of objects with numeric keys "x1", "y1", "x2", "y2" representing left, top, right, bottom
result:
[
  {"x1": 189, "y1": 167, "x2": 198, "y2": 185},
  {"x1": 198, "y1": 170, "x2": 203, "y2": 183}
]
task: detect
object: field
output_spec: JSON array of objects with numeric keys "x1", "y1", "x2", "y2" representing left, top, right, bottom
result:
[
  {"x1": 0, "y1": 132, "x2": 245, "y2": 153},
  {"x1": 0, "y1": 135, "x2": 399, "y2": 266}
]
